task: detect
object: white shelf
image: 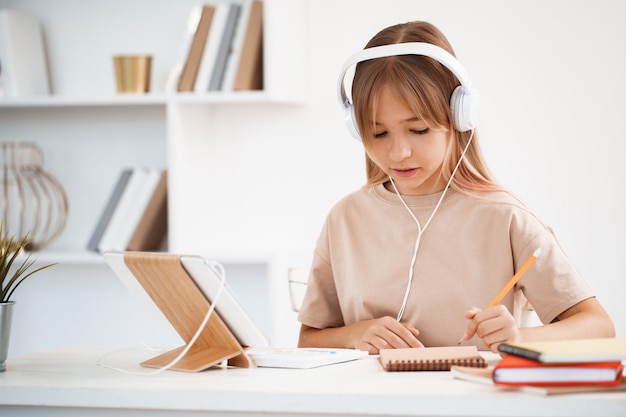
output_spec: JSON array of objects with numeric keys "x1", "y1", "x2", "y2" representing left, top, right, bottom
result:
[
  {"x1": 19, "y1": 250, "x2": 106, "y2": 266},
  {"x1": 19, "y1": 249, "x2": 274, "y2": 267},
  {"x1": 0, "y1": 91, "x2": 299, "y2": 109},
  {"x1": 0, "y1": 95, "x2": 167, "y2": 107}
]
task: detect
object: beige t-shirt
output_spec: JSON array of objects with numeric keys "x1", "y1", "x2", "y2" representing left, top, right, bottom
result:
[{"x1": 298, "y1": 183, "x2": 594, "y2": 350}]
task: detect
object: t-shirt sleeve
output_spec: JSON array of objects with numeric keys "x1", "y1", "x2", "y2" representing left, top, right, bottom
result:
[
  {"x1": 297, "y1": 219, "x2": 345, "y2": 329},
  {"x1": 513, "y1": 223, "x2": 595, "y2": 324}
]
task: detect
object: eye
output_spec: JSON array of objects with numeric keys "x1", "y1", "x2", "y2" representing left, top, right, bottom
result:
[
  {"x1": 373, "y1": 131, "x2": 387, "y2": 139},
  {"x1": 411, "y1": 128, "x2": 429, "y2": 135}
]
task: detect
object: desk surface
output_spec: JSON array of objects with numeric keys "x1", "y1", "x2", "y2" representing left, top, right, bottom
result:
[{"x1": 0, "y1": 346, "x2": 625, "y2": 417}]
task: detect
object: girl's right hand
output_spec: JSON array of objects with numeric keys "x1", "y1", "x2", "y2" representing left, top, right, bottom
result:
[{"x1": 352, "y1": 316, "x2": 424, "y2": 354}]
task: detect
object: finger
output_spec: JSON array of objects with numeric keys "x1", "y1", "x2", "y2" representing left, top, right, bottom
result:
[
  {"x1": 381, "y1": 328, "x2": 419, "y2": 349},
  {"x1": 463, "y1": 306, "x2": 481, "y2": 320},
  {"x1": 459, "y1": 307, "x2": 482, "y2": 343},
  {"x1": 370, "y1": 327, "x2": 418, "y2": 350},
  {"x1": 372, "y1": 318, "x2": 421, "y2": 348},
  {"x1": 403, "y1": 325, "x2": 424, "y2": 347},
  {"x1": 355, "y1": 340, "x2": 378, "y2": 355},
  {"x1": 475, "y1": 305, "x2": 515, "y2": 338},
  {"x1": 360, "y1": 318, "x2": 423, "y2": 351},
  {"x1": 476, "y1": 307, "x2": 518, "y2": 351}
]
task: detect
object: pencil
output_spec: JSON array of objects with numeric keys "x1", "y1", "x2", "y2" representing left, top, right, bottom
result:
[
  {"x1": 458, "y1": 248, "x2": 542, "y2": 344},
  {"x1": 487, "y1": 247, "x2": 542, "y2": 307}
]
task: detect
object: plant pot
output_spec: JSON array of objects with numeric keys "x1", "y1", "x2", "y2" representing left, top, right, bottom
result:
[{"x1": 0, "y1": 301, "x2": 15, "y2": 372}]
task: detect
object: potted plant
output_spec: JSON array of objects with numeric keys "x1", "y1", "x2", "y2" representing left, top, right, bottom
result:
[{"x1": 0, "y1": 224, "x2": 56, "y2": 371}]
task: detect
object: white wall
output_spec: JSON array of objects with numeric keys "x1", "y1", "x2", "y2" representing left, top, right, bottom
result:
[
  {"x1": 300, "y1": 0, "x2": 626, "y2": 337},
  {"x1": 1, "y1": 0, "x2": 625, "y2": 357},
  {"x1": 204, "y1": 0, "x2": 626, "y2": 336}
]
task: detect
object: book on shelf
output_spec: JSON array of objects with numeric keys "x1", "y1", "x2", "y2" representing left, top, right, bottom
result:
[
  {"x1": 164, "y1": 6, "x2": 203, "y2": 93},
  {"x1": 492, "y1": 353, "x2": 624, "y2": 386},
  {"x1": 208, "y1": 2, "x2": 242, "y2": 91},
  {"x1": 233, "y1": 0, "x2": 263, "y2": 91},
  {"x1": 95, "y1": 167, "x2": 164, "y2": 253},
  {"x1": 194, "y1": 2, "x2": 231, "y2": 93},
  {"x1": 87, "y1": 169, "x2": 133, "y2": 252},
  {"x1": 96, "y1": 168, "x2": 149, "y2": 252},
  {"x1": 127, "y1": 170, "x2": 168, "y2": 252},
  {"x1": 451, "y1": 365, "x2": 626, "y2": 396},
  {"x1": 111, "y1": 167, "x2": 162, "y2": 251},
  {"x1": 220, "y1": 0, "x2": 254, "y2": 91},
  {"x1": 498, "y1": 337, "x2": 626, "y2": 364},
  {"x1": 0, "y1": 9, "x2": 50, "y2": 98},
  {"x1": 178, "y1": 4, "x2": 216, "y2": 92},
  {"x1": 378, "y1": 346, "x2": 488, "y2": 372}
]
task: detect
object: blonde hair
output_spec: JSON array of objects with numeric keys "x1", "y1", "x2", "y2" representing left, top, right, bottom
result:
[{"x1": 351, "y1": 21, "x2": 503, "y2": 193}]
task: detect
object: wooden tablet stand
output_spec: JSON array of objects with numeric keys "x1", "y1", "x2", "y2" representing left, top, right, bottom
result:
[{"x1": 123, "y1": 252, "x2": 252, "y2": 372}]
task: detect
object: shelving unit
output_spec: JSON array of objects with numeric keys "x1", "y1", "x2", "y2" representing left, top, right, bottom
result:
[
  {"x1": 1, "y1": 0, "x2": 308, "y2": 353},
  {"x1": 0, "y1": 0, "x2": 306, "y2": 258}
]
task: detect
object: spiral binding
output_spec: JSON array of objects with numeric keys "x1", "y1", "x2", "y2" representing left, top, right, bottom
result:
[{"x1": 385, "y1": 357, "x2": 488, "y2": 372}]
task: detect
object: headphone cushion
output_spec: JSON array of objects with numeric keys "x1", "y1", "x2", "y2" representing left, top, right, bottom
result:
[
  {"x1": 450, "y1": 86, "x2": 479, "y2": 132},
  {"x1": 345, "y1": 105, "x2": 361, "y2": 141}
]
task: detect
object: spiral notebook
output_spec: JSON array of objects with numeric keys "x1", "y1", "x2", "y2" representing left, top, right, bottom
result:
[{"x1": 379, "y1": 346, "x2": 488, "y2": 371}]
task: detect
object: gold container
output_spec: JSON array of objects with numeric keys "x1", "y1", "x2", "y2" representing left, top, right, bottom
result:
[{"x1": 113, "y1": 55, "x2": 152, "y2": 93}]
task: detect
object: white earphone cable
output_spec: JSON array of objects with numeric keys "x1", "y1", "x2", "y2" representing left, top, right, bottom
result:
[{"x1": 393, "y1": 129, "x2": 475, "y2": 321}]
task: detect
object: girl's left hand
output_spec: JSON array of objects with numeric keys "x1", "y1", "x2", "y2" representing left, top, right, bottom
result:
[{"x1": 460, "y1": 305, "x2": 520, "y2": 353}]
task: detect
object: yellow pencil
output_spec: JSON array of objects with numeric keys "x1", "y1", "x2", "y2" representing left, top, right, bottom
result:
[
  {"x1": 487, "y1": 247, "x2": 542, "y2": 307},
  {"x1": 458, "y1": 248, "x2": 542, "y2": 344}
]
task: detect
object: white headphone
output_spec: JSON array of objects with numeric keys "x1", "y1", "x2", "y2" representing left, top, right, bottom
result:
[{"x1": 337, "y1": 42, "x2": 479, "y2": 140}]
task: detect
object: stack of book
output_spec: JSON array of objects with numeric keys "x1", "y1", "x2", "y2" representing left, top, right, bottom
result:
[
  {"x1": 166, "y1": 0, "x2": 264, "y2": 93},
  {"x1": 451, "y1": 338, "x2": 626, "y2": 395},
  {"x1": 87, "y1": 167, "x2": 167, "y2": 253}
]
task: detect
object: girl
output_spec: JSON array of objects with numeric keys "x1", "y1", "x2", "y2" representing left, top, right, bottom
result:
[{"x1": 297, "y1": 21, "x2": 614, "y2": 354}]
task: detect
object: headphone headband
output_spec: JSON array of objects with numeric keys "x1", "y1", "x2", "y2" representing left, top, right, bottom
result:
[
  {"x1": 338, "y1": 42, "x2": 472, "y2": 107},
  {"x1": 337, "y1": 42, "x2": 479, "y2": 137}
]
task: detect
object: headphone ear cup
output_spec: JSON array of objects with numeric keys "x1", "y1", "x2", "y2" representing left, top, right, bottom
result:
[
  {"x1": 345, "y1": 104, "x2": 362, "y2": 141},
  {"x1": 450, "y1": 86, "x2": 479, "y2": 132}
]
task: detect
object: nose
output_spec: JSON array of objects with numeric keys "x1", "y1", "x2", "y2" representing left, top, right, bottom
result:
[{"x1": 388, "y1": 133, "x2": 412, "y2": 162}]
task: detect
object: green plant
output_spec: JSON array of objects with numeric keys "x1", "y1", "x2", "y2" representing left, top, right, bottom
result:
[{"x1": 0, "y1": 224, "x2": 56, "y2": 303}]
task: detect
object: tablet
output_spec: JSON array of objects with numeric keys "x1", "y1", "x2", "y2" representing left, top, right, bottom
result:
[{"x1": 103, "y1": 251, "x2": 269, "y2": 349}]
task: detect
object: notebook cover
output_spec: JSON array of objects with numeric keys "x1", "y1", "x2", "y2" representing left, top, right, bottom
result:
[
  {"x1": 498, "y1": 338, "x2": 626, "y2": 364},
  {"x1": 451, "y1": 366, "x2": 626, "y2": 395},
  {"x1": 379, "y1": 346, "x2": 487, "y2": 372},
  {"x1": 493, "y1": 354, "x2": 624, "y2": 386}
]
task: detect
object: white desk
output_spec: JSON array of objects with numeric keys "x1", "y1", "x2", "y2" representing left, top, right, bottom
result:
[{"x1": 0, "y1": 346, "x2": 625, "y2": 417}]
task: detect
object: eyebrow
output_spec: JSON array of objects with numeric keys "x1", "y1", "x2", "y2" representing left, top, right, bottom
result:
[{"x1": 375, "y1": 116, "x2": 423, "y2": 126}]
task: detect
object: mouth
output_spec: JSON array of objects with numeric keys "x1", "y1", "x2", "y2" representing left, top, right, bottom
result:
[{"x1": 392, "y1": 168, "x2": 418, "y2": 178}]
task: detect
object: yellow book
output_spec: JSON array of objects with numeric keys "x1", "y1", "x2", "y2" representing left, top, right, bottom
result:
[{"x1": 498, "y1": 338, "x2": 626, "y2": 364}]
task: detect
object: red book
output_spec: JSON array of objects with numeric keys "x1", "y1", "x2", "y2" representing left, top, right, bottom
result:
[{"x1": 493, "y1": 354, "x2": 624, "y2": 387}]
